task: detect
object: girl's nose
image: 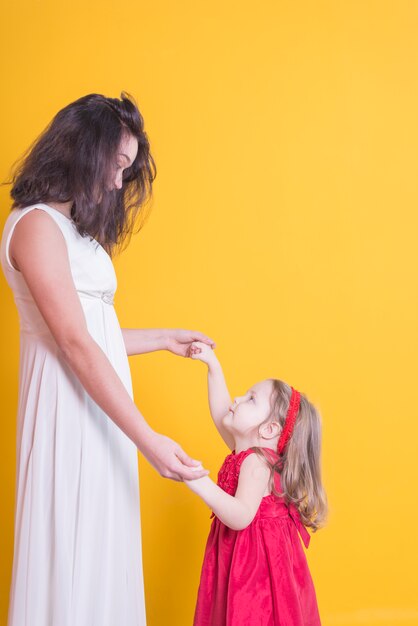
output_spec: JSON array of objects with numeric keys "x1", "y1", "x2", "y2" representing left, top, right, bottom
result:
[{"x1": 232, "y1": 396, "x2": 242, "y2": 408}]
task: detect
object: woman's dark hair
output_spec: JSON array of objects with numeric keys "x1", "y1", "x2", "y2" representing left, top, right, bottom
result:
[{"x1": 6, "y1": 91, "x2": 156, "y2": 256}]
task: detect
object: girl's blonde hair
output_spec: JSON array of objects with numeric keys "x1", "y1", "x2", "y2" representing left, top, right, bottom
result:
[{"x1": 252, "y1": 379, "x2": 328, "y2": 532}]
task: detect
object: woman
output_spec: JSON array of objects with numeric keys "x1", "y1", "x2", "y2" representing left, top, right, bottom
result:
[{"x1": 0, "y1": 92, "x2": 212, "y2": 626}]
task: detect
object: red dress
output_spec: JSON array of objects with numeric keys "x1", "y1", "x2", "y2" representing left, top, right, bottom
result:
[{"x1": 193, "y1": 448, "x2": 321, "y2": 626}]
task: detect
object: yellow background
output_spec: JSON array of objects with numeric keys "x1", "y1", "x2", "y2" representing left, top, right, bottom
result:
[{"x1": 1, "y1": 1, "x2": 418, "y2": 624}]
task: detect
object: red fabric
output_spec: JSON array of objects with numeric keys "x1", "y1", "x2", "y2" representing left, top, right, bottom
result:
[{"x1": 193, "y1": 448, "x2": 321, "y2": 626}]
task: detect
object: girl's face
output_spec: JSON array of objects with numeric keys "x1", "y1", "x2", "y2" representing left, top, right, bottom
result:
[
  {"x1": 223, "y1": 379, "x2": 275, "y2": 438},
  {"x1": 107, "y1": 132, "x2": 138, "y2": 192}
]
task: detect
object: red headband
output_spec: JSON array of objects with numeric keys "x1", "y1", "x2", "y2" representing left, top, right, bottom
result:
[{"x1": 277, "y1": 387, "x2": 301, "y2": 455}]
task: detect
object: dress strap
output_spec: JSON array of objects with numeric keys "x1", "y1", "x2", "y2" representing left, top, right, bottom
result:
[
  {"x1": 233, "y1": 448, "x2": 255, "y2": 469},
  {"x1": 259, "y1": 447, "x2": 280, "y2": 464}
]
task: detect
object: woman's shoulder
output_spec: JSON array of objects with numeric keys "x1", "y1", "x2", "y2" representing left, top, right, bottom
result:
[
  {"x1": 7, "y1": 205, "x2": 72, "y2": 269},
  {"x1": 2, "y1": 205, "x2": 63, "y2": 273},
  {"x1": 11, "y1": 204, "x2": 73, "y2": 227},
  {"x1": 4, "y1": 204, "x2": 74, "y2": 243}
]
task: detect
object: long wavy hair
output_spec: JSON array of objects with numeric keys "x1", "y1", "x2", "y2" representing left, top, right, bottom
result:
[
  {"x1": 252, "y1": 379, "x2": 328, "y2": 532},
  {"x1": 6, "y1": 91, "x2": 156, "y2": 256}
]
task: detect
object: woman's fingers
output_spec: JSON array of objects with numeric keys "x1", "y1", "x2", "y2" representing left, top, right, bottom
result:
[
  {"x1": 193, "y1": 331, "x2": 216, "y2": 348},
  {"x1": 166, "y1": 472, "x2": 183, "y2": 482},
  {"x1": 175, "y1": 448, "x2": 209, "y2": 481},
  {"x1": 142, "y1": 431, "x2": 209, "y2": 482},
  {"x1": 176, "y1": 447, "x2": 201, "y2": 467}
]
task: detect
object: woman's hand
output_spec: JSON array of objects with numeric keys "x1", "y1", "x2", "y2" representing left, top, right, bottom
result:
[
  {"x1": 165, "y1": 329, "x2": 216, "y2": 358},
  {"x1": 139, "y1": 430, "x2": 210, "y2": 482}
]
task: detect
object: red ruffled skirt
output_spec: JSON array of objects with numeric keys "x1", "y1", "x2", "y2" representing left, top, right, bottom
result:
[{"x1": 193, "y1": 494, "x2": 321, "y2": 626}]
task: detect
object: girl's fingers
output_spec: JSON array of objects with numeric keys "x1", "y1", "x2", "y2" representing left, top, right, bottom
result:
[{"x1": 181, "y1": 468, "x2": 209, "y2": 480}]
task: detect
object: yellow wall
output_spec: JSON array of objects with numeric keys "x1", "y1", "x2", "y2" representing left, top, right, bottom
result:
[{"x1": 1, "y1": 1, "x2": 418, "y2": 624}]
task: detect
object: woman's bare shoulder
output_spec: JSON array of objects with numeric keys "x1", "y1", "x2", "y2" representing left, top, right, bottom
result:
[
  {"x1": 8, "y1": 207, "x2": 89, "y2": 351},
  {"x1": 9, "y1": 208, "x2": 66, "y2": 271}
]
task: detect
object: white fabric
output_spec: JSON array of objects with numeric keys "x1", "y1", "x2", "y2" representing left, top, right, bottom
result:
[{"x1": 1, "y1": 203, "x2": 146, "y2": 626}]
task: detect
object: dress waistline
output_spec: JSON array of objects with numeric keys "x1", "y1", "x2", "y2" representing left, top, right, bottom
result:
[{"x1": 78, "y1": 290, "x2": 114, "y2": 305}]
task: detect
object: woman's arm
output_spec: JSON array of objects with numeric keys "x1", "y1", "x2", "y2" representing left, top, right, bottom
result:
[
  {"x1": 121, "y1": 328, "x2": 215, "y2": 357},
  {"x1": 184, "y1": 454, "x2": 270, "y2": 530},
  {"x1": 190, "y1": 342, "x2": 234, "y2": 450},
  {"x1": 121, "y1": 328, "x2": 169, "y2": 356},
  {"x1": 10, "y1": 210, "x2": 209, "y2": 481}
]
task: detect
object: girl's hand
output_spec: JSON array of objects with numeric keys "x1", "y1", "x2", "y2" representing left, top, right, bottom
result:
[
  {"x1": 165, "y1": 329, "x2": 215, "y2": 358},
  {"x1": 139, "y1": 430, "x2": 210, "y2": 482},
  {"x1": 189, "y1": 340, "x2": 217, "y2": 365}
]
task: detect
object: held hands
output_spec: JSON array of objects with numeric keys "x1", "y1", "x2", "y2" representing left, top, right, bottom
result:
[
  {"x1": 165, "y1": 329, "x2": 216, "y2": 358},
  {"x1": 139, "y1": 430, "x2": 209, "y2": 482},
  {"x1": 188, "y1": 340, "x2": 218, "y2": 366}
]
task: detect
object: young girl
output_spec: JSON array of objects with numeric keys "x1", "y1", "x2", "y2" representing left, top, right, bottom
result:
[{"x1": 185, "y1": 341, "x2": 327, "y2": 626}]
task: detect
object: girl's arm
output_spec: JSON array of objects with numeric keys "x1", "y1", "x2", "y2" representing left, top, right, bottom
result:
[
  {"x1": 121, "y1": 328, "x2": 215, "y2": 357},
  {"x1": 185, "y1": 454, "x2": 270, "y2": 530},
  {"x1": 190, "y1": 342, "x2": 234, "y2": 450}
]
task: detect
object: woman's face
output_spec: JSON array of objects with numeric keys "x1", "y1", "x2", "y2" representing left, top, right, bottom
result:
[{"x1": 107, "y1": 132, "x2": 139, "y2": 191}]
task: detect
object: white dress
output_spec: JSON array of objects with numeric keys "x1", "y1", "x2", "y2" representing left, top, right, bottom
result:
[{"x1": 0, "y1": 203, "x2": 147, "y2": 626}]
